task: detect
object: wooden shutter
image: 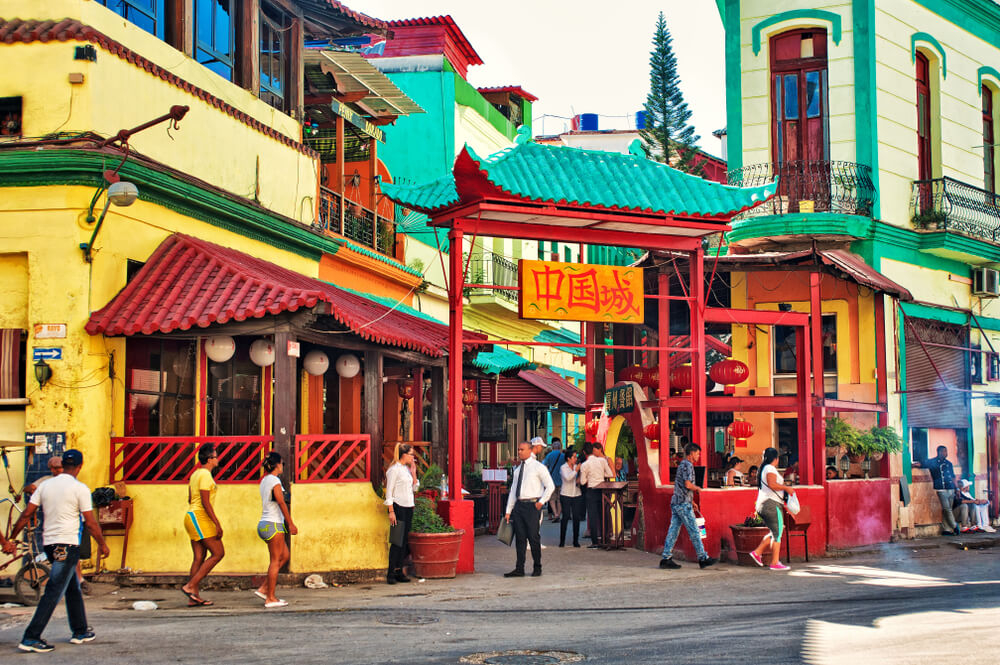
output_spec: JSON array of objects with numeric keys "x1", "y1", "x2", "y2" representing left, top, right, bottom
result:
[
  {"x1": 0, "y1": 329, "x2": 21, "y2": 399},
  {"x1": 904, "y1": 317, "x2": 970, "y2": 429}
]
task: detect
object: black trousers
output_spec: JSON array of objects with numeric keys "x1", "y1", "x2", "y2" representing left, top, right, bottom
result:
[
  {"x1": 388, "y1": 504, "x2": 413, "y2": 574},
  {"x1": 559, "y1": 494, "x2": 585, "y2": 545},
  {"x1": 586, "y1": 489, "x2": 604, "y2": 545},
  {"x1": 511, "y1": 501, "x2": 541, "y2": 572}
]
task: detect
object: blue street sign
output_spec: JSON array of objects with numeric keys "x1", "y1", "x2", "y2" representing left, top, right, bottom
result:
[{"x1": 32, "y1": 347, "x2": 62, "y2": 361}]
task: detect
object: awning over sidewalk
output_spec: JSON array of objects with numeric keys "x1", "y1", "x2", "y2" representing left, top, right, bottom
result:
[
  {"x1": 86, "y1": 233, "x2": 477, "y2": 358},
  {"x1": 478, "y1": 366, "x2": 585, "y2": 411}
]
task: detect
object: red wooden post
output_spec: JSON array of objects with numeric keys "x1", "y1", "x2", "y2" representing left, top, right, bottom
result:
[
  {"x1": 689, "y1": 247, "x2": 707, "y2": 463},
  {"x1": 809, "y1": 271, "x2": 825, "y2": 485},
  {"x1": 658, "y1": 269, "x2": 671, "y2": 484},
  {"x1": 796, "y1": 326, "x2": 814, "y2": 485},
  {"x1": 874, "y1": 294, "x2": 890, "y2": 478},
  {"x1": 447, "y1": 227, "x2": 464, "y2": 499}
]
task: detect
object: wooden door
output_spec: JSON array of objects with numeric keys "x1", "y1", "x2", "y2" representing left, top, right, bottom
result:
[
  {"x1": 916, "y1": 53, "x2": 933, "y2": 183},
  {"x1": 771, "y1": 30, "x2": 829, "y2": 212},
  {"x1": 984, "y1": 86, "x2": 995, "y2": 194}
]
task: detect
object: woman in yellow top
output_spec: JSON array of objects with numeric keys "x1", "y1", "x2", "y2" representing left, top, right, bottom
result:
[{"x1": 181, "y1": 443, "x2": 224, "y2": 606}]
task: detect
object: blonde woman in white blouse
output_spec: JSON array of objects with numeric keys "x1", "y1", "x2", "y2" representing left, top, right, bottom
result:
[{"x1": 384, "y1": 443, "x2": 419, "y2": 585}]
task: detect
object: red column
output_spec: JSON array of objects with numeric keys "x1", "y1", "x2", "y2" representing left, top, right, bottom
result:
[
  {"x1": 441, "y1": 226, "x2": 474, "y2": 572},
  {"x1": 689, "y1": 248, "x2": 707, "y2": 463},
  {"x1": 874, "y1": 294, "x2": 890, "y2": 478},
  {"x1": 810, "y1": 271, "x2": 825, "y2": 485},
  {"x1": 796, "y1": 326, "x2": 814, "y2": 485},
  {"x1": 658, "y1": 269, "x2": 671, "y2": 484}
]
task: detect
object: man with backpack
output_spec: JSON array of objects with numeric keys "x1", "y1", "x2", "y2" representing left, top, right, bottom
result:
[{"x1": 542, "y1": 438, "x2": 566, "y2": 521}]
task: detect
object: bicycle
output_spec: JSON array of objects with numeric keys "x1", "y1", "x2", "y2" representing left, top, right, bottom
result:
[{"x1": 1, "y1": 498, "x2": 50, "y2": 606}]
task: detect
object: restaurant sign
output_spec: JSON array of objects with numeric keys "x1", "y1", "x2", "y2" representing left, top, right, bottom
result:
[
  {"x1": 518, "y1": 260, "x2": 644, "y2": 323},
  {"x1": 604, "y1": 384, "x2": 635, "y2": 416},
  {"x1": 330, "y1": 100, "x2": 385, "y2": 143}
]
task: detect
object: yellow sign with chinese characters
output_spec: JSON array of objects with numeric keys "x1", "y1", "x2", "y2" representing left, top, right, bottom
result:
[{"x1": 518, "y1": 260, "x2": 644, "y2": 323}]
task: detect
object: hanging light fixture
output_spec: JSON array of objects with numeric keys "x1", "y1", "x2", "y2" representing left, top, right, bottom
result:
[
  {"x1": 303, "y1": 350, "x2": 330, "y2": 376},
  {"x1": 249, "y1": 339, "x2": 276, "y2": 367},
  {"x1": 205, "y1": 335, "x2": 236, "y2": 363},
  {"x1": 335, "y1": 353, "x2": 360, "y2": 378}
]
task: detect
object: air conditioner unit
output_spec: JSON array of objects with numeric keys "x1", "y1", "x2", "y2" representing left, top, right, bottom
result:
[{"x1": 972, "y1": 267, "x2": 1000, "y2": 297}]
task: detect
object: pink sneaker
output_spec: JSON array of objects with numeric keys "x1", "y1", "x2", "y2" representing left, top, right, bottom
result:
[
  {"x1": 769, "y1": 562, "x2": 791, "y2": 571},
  {"x1": 749, "y1": 551, "x2": 764, "y2": 567}
]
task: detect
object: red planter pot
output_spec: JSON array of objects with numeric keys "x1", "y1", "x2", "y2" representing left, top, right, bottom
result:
[
  {"x1": 408, "y1": 529, "x2": 466, "y2": 578},
  {"x1": 729, "y1": 525, "x2": 771, "y2": 566}
]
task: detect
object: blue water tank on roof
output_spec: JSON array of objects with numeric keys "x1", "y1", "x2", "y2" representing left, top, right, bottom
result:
[
  {"x1": 579, "y1": 113, "x2": 599, "y2": 131},
  {"x1": 636, "y1": 111, "x2": 648, "y2": 130}
]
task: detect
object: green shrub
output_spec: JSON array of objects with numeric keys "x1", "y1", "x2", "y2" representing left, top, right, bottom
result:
[
  {"x1": 420, "y1": 463, "x2": 445, "y2": 491},
  {"x1": 411, "y1": 497, "x2": 455, "y2": 533}
]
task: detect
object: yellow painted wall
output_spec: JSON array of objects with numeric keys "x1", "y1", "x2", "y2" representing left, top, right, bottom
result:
[
  {"x1": 0, "y1": 0, "x2": 318, "y2": 226},
  {"x1": 89, "y1": 482, "x2": 387, "y2": 574}
]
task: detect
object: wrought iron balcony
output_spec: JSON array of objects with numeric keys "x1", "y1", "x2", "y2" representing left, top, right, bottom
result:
[
  {"x1": 727, "y1": 160, "x2": 876, "y2": 218},
  {"x1": 911, "y1": 177, "x2": 1000, "y2": 242},
  {"x1": 466, "y1": 251, "x2": 519, "y2": 303},
  {"x1": 316, "y1": 186, "x2": 396, "y2": 257}
]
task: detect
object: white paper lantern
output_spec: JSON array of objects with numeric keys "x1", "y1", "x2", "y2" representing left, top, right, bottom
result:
[
  {"x1": 335, "y1": 353, "x2": 360, "y2": 378},
  {"x1": 249, "y1": 339, "x2": 276, "y2": 367},
  {"x1": 205, "y1": 335, "x2": 235, "y2": 363},
  {"x1": 304, "y1": 350, "x2": 329, "y2": 376}
]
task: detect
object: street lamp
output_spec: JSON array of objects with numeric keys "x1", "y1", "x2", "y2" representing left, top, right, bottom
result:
[
  {"x1": 838, "y1": 453, "x2": 850, "y2": 479},
  {"x1": 80, "y1": 180, "x2": 139, "y2": 263}
]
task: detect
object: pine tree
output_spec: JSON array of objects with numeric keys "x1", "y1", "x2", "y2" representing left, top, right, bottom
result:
[{"x1": 640, "y1": 12, "x2": 703, "y2": 174}]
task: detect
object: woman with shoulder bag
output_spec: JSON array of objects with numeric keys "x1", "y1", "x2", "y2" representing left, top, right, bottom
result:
[
  {"x1": 559, "y1": 451, "x2": 584, "y2": 547},
  {"x1": 384, "y1": 443, "x2": 419, "y2": 585},
  {"x1": 750, "y1": 447, "x2": 796, "y2": 571}
]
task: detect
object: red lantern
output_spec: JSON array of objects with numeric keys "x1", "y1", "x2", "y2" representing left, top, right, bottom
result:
[
  {"x1": 462, "y1": 387, "x2": 478, "y2": 406},
  {"x1": 669, "y1": 365, "x2": 692, "y2": 391},
  {"x1": 735, "y1": 438, "x2": 748, "y2": 448},
  {"x1": 650, "y1": 439, "x2": 660, "y2": 450},
  {"x1": 643, "y1": 422, "x2": 660, "y2": 440},
  {"x1": 728, "y1": 420, "x2": 754, "y2": 439},
  {"x1": 709, "y1": 359, "x2": 750, "y2": 385},
  {"x1": 585, "y1": 418, "x2": 600, "y2": 437},
  {"x1": 642, "y1": 367, "x2": 659, "y2": 388},
  {"x1": 397, "y1": 378, "x2": 415, "y2": 400}
]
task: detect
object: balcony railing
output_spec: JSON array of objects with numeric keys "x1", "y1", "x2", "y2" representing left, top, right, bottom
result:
[
  {"x1": 911, "y1": 177, "x2": 1000, "y2": 241},
  {"x1": 466, "y1": 251, "x2": 519, "y2": 303},
  {"x1": 728, "y1": 160, "x2": 876, "y2": 219},
  {"x1": 317, "y1": 186, "x2": 396, "y2": 257}
]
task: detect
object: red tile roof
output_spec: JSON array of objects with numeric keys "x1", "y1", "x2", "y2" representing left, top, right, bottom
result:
[
  {"x1": 518, "y1": 367, "x2": 585, "y2": 410},
  {"x1": 476, "y1": 86, "x2": 538, "y2": 102},
  {"x1": 86, "y1": 234, "x2": 470, "y2": 357},
  {"x1": 0, "y1": 18, "x2": 316, "y2": 158},
  {"x1": 316, "y1": 1, "x2": 390, "y2": 31}
]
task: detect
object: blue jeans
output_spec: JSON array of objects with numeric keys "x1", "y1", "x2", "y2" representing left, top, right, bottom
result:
[
  {"x1": 661, "y1": 503, "x2": 708, "y2": 561},
  {"x1": 23, "y1": 544, "x2": 88, "y2": 642}
]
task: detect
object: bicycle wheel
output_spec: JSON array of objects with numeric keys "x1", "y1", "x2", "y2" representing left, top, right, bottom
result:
[{"x1": 14, "y1": 561, "x2": 50, "y2": 606}]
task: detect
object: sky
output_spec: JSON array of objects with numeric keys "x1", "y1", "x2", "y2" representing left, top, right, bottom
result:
[{"x1": 357, "y1": 1, "x2": 727, "y2": 153}]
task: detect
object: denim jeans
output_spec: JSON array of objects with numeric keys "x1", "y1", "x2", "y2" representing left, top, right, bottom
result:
[
  {"x1": 661, "y1": 502, "x2": 708, "y2": 561},
  {"x1": 23, "y1": 544, "x2": 88, "y2": 642},
  {"x1": 936, "y1": 490, "x2": 958, "y2": 531}
]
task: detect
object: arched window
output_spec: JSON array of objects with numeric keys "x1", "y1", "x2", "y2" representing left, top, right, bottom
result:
[
  {"x1": 916, "y1": 52, "x2": 933, "y2": 183},
  {"x1": 984, "y1": 84, "x2": 996, "y2": 194},
  {"x1": 770, "y1": 29, "x2": 829, "y2": 211}
]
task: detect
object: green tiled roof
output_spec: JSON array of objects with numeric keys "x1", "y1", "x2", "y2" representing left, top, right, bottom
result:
[
  {"x1": 549, "y1": 365, "x2": 585, "y2": 381},
  {"x1": 534, "y1": 329, "x2": 585, "y2": 357},
  {"x1": 472, "y1": 346, "x2": 533, "y2": 374},
  {"x1": 381, "y1": 128, "x2": 776, "y2": 218}
]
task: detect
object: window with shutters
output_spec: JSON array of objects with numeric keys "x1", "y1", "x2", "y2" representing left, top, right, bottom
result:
[
  {"x1": 903, "y1": 316, "x2": 970, "y2": 430},
  {"x1": 0, "y1": 329, "x2": 25, "y2": 401}
]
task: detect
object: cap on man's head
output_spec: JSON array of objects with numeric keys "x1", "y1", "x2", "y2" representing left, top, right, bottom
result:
[
  {"x1": 62, "y1": 449, "x2": 83, "y2": 467},
  {"x1": 960, "y1": 479, "x2": 971, "y2": 488},
  {"x1": 530, "y1": 436, "x2": 545, "y2": 448}
]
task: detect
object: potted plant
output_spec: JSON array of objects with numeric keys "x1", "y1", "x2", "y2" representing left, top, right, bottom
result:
[
  {"x1": 858, "y1": 426, "x2": 904, "y2": 461},
  {"x1": 729, "y1": 515, "x2": 770, "y2": 566},
  {"x1": 825, "y1": 416, "x2": 862, "y2": 459},
  {"x1": 418, "y1": 463, "x2": 444, "y2": 502},
  {"x1": 407, "y1": 497, "x2": 465, "y2": 578}
]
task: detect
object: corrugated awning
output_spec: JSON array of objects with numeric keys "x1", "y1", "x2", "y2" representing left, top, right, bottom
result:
[
  {"x1": 472, "y1": 347, "x2": 532, "y2": 374},
  {"x1": 305, "y1": 50, "x2": 424, "y2": 116},
  {"x1": 477, "y1": 367, "x2": 585, "y2": 411},
  {"x1": 86, "y1": 234, "x2": 477, "y2": 358},
  {"x1": 518, "y1": 367, "x2": 585, "y2": 410}
]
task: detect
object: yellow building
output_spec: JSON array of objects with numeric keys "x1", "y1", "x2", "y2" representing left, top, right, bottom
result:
[
  {"x1": 0, "y1": 0, "x2": 446, "y2": 578},
  {"x1": 720, "y1": 0, "x2": 1000, "y2": 535}
]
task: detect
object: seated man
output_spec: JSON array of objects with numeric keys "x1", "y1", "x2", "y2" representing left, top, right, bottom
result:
[{"x1": 955, "y1": 479, "x2": 995, "y2": 533}]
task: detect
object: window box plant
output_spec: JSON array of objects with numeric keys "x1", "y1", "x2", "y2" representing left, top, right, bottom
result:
[
  {"x1": 825, "y1": 416, "x2": 862, "y2": 458},
  {"x1": 407, "y1": 497, "x2": 464, "y2": 579}
]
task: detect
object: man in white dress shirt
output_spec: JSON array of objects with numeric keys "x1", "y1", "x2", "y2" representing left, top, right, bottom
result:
[
  {"x1": 504, "y1": 442, "x2": 555, "y2": 577},
  {"x1": 579, "y1": 442, "x2": 615, "y2": 548}
]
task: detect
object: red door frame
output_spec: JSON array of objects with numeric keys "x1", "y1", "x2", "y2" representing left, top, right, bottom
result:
[{"x1": 988, "y1": 415, "x2": 999, "y2": 519}]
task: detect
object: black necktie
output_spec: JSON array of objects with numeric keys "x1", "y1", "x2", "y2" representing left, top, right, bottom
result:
[{"x1": 514, "y1": 461, "x2": 525, "y2": 500}]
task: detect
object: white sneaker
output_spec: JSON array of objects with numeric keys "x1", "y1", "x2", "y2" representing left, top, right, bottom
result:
[{"x1": 982, "y1": 525, "x2": 996, "y2": 533}]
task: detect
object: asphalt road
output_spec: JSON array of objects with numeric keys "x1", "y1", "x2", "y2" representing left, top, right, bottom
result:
[{"x1": 1, "y1": 531, "x2": 997, "y2": 664}]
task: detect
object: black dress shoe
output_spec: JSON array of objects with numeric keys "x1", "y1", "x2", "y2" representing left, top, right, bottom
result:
[
  {"x1": 587, "y1": 544, "x2": 601, "y2": 549},
  {"x1": 531, "y1": 569, "x2": 542, "y2": 577},
  {"x1": 558, "y1": 542, "x2": 565, "y2": 548},
  {"x1": 504, "y1": 569, "x2": 525, "y2": 578},
  {"x1": 573, "y1": 542, "x2": 581, "y2": 548},
  {"x1": 386, "y1": 576, "x2": 397, "y2": 585},
  {"x1": 394, "y1": 572, "x2": 411, "y2": 582}
]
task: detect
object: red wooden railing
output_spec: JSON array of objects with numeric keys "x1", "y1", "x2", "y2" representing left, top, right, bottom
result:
[
  {"x1": 110, "y1": 436, "x2": 273, "y2": 484},
  {"x1": 295, "y1": 434, "x2": 371, "y2": 483}
]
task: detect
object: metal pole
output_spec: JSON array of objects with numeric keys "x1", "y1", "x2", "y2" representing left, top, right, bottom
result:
[{"x1": 658, "y1": 269, "x2": 671, "y2": 484}]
